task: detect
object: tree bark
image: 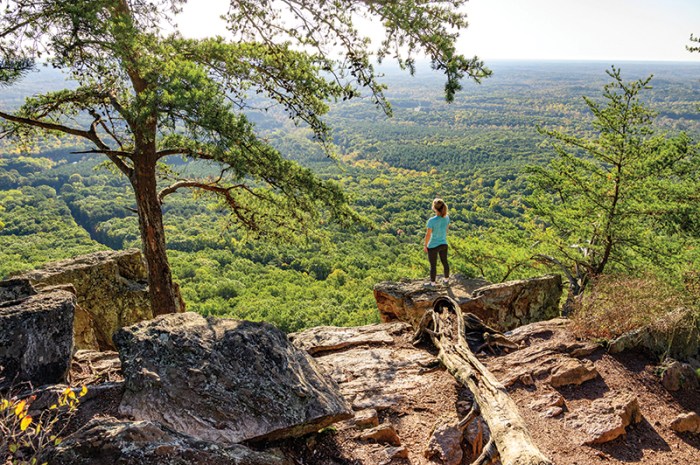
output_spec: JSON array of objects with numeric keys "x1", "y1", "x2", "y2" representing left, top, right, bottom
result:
[
  {"x1": 131, "y1": 158, "x2": 182, "y2": 316},
  {"x1": 424, "y1": 297, "x2": 552, "y2": 465}
]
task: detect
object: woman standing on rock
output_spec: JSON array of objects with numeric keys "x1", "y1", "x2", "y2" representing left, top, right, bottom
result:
[{"x1": 423, "y1": 198, "x2": 450, "y2": 287}]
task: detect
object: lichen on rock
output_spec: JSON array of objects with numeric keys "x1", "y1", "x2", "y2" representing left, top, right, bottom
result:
[
  {"x1": 0, "y1": 289, "x2": 75, "y2": 390},
  {"x1": 114, "y1": 312, "x2": 352, "y2": 445}
]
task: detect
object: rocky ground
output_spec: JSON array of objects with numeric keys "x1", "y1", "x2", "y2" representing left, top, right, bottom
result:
[
  {"x1": 16, "y1": 308, "x2": 700, "y2": 465},
  {"x1": 3, "y1": 258, "x2": 698, "y2": 465},
  {"x1": 281, "y1": 319, "x2": 700, "y2": 465}
]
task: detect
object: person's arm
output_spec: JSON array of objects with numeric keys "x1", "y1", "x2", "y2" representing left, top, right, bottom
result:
[{"x1": 424, "y1": 228, "x2": 432, "y2": 252}]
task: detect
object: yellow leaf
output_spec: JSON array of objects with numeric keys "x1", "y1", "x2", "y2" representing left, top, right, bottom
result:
[
  {"x1": 67, "y1": 390, "x2": 76, "y2": 400},
  {"x1": 20, "y1": 415, "x2": 32, "y2": 431},
  {"x1": 14, "y1": 400, "x2": 26, "y2": 417},
  {"x1": 1, "y1": 399, "x2": 9, "y2": 410},
  {"x1": 80, "y1": 386, "x2": 88, "y2": 397}
]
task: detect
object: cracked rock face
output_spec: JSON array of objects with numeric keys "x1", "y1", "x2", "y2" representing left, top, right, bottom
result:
[
  {"x1": 0, "y1": 290, "x2": 75, "y2": 390},
  {"x1": 114, "y1": 313, "x2": 352, "y2": 445},
  {"x1": 20, "y1": 249, "x2": 175, "y2": 351}
]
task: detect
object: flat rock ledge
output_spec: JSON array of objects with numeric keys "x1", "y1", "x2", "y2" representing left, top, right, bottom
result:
[
  {"x1": 114, "y1": 312, "x2": 352, "y2": 445},
  {"x1": 374, "y1": 273, "x2": 562, "y2": 331},
  {"x1": 289, "y1": 322, "x2": 409, "y2": 354}
]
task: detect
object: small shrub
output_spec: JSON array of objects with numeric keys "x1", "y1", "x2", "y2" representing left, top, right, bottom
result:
[
  {"x1": 1, "y1": 386, "x2": 86, "y2": 465},
  {"x1": 571, "y1": 274, "x2": 692, "y2": 341}
]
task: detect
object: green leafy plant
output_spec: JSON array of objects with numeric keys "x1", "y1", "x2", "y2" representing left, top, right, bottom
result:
[{"x1": 1, "y1": 386, "x2": 87, "y2": 465}]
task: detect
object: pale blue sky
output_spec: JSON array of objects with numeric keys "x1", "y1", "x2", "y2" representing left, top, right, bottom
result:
[{"x1": 178, "y1": 0, "x2": 700, "y2": 62}]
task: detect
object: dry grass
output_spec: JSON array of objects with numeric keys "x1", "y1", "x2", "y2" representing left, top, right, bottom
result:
[{"x1": 571, "y1": 274, "x2": 694, "y2": 341}]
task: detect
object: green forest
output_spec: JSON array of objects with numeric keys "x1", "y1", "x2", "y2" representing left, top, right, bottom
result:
[{"x1": 2, "y1": 61, "x2": 700, "y2": 333}]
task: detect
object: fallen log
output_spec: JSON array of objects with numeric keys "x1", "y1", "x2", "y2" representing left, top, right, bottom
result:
[{"x1": 418, "y1": 296, "x2": 552, "y2": 465}]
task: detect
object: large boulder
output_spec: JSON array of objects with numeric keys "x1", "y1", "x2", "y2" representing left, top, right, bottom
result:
[
  {"x1": 20, "y1": 249, "x2": 183, "y2": 351},
  {"x1": 374, "y1": 274, "x2": 562, "y2": 331},
  {"x1": 51, "y1": 418, "x2": 292, "y2": 465},
  {"x1": 0, "y1": 290, "x2": 75, "y2": 390},
  {"x1": 113, "y1": 313, "x2": 352, "y2": 445}
]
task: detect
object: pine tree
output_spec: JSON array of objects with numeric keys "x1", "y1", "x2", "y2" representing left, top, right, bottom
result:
[
  {"x1": 527, "y1": 67, "x2": 699, "y2": 307},
  {"x1": 0, "y1": 0, "x2": 490, "y2": 314}
]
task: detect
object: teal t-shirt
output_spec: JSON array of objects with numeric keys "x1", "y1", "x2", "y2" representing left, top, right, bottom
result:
[{"x1": 427, "y1": 215, "x2": 450, "y2": 248}]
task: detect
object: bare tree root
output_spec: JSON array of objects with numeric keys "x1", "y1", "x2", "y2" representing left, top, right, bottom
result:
[
  {"x1": 472, "y1": 438, "x2": 499, "y2": 465},
  {"x1": 417, "y1": 296, "x2": 553, "y2": 465}
]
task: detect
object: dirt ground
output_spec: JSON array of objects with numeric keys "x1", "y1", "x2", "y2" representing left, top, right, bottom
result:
[
  {"x1": 280, "y1": 324, "x2": 700, "y2": 465},
  {"x1": 511, "y1": 350, "x2": 700, "y2": 465},
  {"x1": 65, "y1": 321, "x2": 699, "y2": 465}
]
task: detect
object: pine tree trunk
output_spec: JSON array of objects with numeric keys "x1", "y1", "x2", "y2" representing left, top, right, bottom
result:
[{"x1": 131, "y1": 158, "x2": 181, "y2": 316}]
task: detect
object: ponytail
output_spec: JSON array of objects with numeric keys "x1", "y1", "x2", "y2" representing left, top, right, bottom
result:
[{"x1": 432, "y1": 198, "x2": 448, "y2": 217}]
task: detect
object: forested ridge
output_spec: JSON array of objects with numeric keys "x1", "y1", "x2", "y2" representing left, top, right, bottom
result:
[{"x1": 2, "y1": 60, "x2": 700, "y2": 332}]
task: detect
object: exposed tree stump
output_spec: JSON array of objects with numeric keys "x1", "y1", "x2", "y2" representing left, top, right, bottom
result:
[{"x1": 417, "y1": 296, "x2": 553, "y2": 465}]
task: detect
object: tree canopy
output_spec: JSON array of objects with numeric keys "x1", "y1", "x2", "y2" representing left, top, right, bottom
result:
[
  {"x1": 527, "y1": 67, "x2": 700, "y2": 305},
  {"x1": 0, "y1": 0, "x2": 489, "y2": 314}
]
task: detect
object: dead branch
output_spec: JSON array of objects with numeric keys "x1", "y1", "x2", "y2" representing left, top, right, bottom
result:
[{"x1": 419, "y1": 296, "x2": 553, "y2": 465}]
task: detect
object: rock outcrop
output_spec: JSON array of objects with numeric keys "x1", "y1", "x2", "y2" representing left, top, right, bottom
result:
[
  {"x1": 476, "y1": 319, "x2": 601, "y2": 388},
  {"x1": 0, "y1": 289, "x2": 75, "y2": 390},
  {"x1": 374, "y1": 274, "x2": 562, "y2": 331},
  {"x1": 292, "y1": 321, "x2": 478, "y2": 464},
  {"x1": 609, "y1": 307, "x2": 700, "y2": 361},
  {"x1": 113, "y1": 313, "x2": 352, "y2": 445},
  {"x1": 565, "y1": 393, "x2": 642, "y2": 445},
  {"x1": 51, "y1": 418, "x2": 292, "y2": 465},
  {"x1": 19, "y1": 249, "x2": 183, "y2": 351},
  {"x1": 373, "y1": 274, "x2": 489, "y2": 328},
  {"x1": 670, "y1": 412, "x2": 700, "y2": 434},
  {"x1": 297, "y1": 323, "x2": 440, "y2": 412}
]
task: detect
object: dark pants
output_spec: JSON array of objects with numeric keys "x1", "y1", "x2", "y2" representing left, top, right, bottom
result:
[{"x1": 428, "y1": 244, "x2": 449, "y2": 282}]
